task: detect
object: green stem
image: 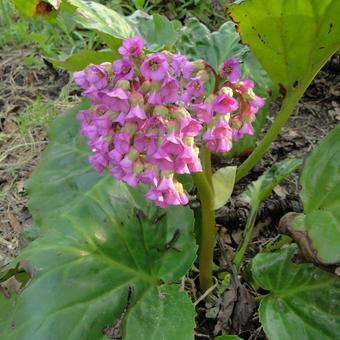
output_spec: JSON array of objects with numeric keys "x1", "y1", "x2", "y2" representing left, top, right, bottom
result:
[
  {"x1": 233, "y1": 206, "x2": 258, "y2": 270},
  {"x1": 192, "y1": 152, "x2": 216, "y2": 292},
  {"x1": 235, "y1": 90, "x2": 303, "y2": 182}
]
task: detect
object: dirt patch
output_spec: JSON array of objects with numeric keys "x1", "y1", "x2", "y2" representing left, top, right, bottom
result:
[{"x1": 0, "y1": 45, "x2": 78, "y2": 266}]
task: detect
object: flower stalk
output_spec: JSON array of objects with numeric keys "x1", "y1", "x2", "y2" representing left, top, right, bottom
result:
[{"x1": 192, "y1": 155, "x2": 216, "y2": 292}]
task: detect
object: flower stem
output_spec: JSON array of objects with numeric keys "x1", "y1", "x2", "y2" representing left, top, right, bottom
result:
[
  {"x1": 233, "y1": 206, "x2": 257, "y2": 270},
  {"x1": 193, "y1": 147, "x2": 216, "y2": 292},
  {"x1": 235, "y1": 90, "x2": 303, "y2": 182}
]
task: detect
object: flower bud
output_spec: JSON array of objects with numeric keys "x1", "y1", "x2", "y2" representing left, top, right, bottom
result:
[
  {"x1": 153, "y1": 105, "x2": 169, "y2": 117},
  {"x1": 141, "y1": 80, "x2": 151, "y2": 93},
  {"x1": 115, "y1": 80, "x2": 130, "y2": 91},
  {"x1": 129, "y1": 91, "x2": 144, "y2": 106},
  {"x1": 194, "y1": 59, "x2": 206, "y2": 71},
  {"x1": 196, "y1": 70, "x2": 210, "y2": 82},
  {"x1": 219, "y1": 86, "x2": 233, "y2": 97}
]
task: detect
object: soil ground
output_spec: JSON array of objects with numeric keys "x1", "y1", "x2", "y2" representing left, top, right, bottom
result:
[{"x1": 0, "y1": 42, "x2": 339, "y2": 338}]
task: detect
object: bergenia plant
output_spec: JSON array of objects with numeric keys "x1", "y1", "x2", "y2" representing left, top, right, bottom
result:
[
  {"x1": 73, "y1": 36, "x2": 264, "y2": 290},
  {"x1": 2, "y1": 0, "x2": 340, "y2": 339}
]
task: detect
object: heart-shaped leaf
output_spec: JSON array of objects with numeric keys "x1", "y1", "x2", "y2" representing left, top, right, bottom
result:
[
  {"x1": 228, "y1": 0, "x2": 340, "y2": 94},
  {"x1": 284, "y1": 126, "x2": 340, "y2": 264},
  {"x1": 212, "y1": 166, "x2": 237, "y2": 210},
  {"x1": 252, "y1": 244, "x2": 340, "y2": 340},
  {"x1": 0, "y1": 102, "x2": 197, "y2": 339}
]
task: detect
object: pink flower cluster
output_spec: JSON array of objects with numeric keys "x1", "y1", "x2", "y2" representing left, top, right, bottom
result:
[{"x1": 74, "y1": 36, "x2": 264, "y2": 207}]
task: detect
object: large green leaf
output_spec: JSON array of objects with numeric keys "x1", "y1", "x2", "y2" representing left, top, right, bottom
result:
[
  {"x1": 228, "y1": 0, "x2": 340, "y2": 94},
  {"x1": 252, "y1": 245, "x2": 340, "y2": 340},
  {"x1": 285, "y1": 126, "x2": 340, "y2": 264},
  {"x1": 0, "y1": 102, "x2": 197, "y2": 339},
  {"x1": 48, "y1": 49, "x2": 119, "y2": 71},
  {"x1": 128, "y1": 11, "x2": 181, "y2": 51},
  {"x1": 66, "y1": 0, "x2": 136, "y2": 39}
]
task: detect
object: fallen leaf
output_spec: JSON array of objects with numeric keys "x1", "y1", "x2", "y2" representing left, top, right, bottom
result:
[{"x1": 7, "y1": 212, "x2": 22, "y2": 233}]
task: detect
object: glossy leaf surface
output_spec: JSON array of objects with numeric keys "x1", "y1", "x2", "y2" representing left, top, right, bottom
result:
[
  {"x1": 252, "y1": 245, "x2": 340, "y2": 340},
  {"x1": 228, "y1": 0, "x2": 340, "y2": 93},
  {"x1": 0, "y1": 103, "x2": 197, "y2": 340}
]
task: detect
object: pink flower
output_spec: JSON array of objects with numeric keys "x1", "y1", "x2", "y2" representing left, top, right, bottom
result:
[
  {"x1": 74, "y1": 64, "x2": 108, "y2": 90},
  {"x1": 159, "y1": 76, "x2": 179, "y2": 103},
  {"x1": 94, "y1": 114, "x2": 111, "y2": 134},
  {"x1": 76, "y1": 110, "x2": 94, "y2": 124},
  {"x1": 185, "y1": 77, "x2": 204, "y2": 97},
  {"x1": 89, "y1": 153, "x2": 108, "y2": 172},
  {"x1": 148, "y1": 90, "x2": 162, "y2": 105},
  {"x1": 113, "y1": 131, "x2": 131, "y2": 154},
  {"x1": 98, "y1": 88, "x2": 129, "y2": 113},
  {"x1": 175, "y1": 146, "x2": 202, "y2": 174},
  {"x1": 171, "y1": 54, "x2": 195, "y2": 80},
  {"x1": 150, "y1": 149, "x2": 174, "y2": 171},
  {"x1": 203, "y1": 118, "x2": 233, "y2": 153},
  {"x1": 134, "y1": 132, "x2": 158, "y2": 155},
  {"x1": 219, "y1": 58, "x2": 240, "y2": 83},
  {"x1": 126, "y1": 105, "x2": 146, "y2": 121},
  {"x1": 146, "y1": 177, "x2": 188, "y2": 208},
  {"x1": 239, "y1": 122, "x2": 254, "y2": 136},
  {"x1": 213, "y1": 93, "x2": 238, "y2": 114},
  {"x1": 160, "y1": 133, "x2": 186, "y2": 155},
  {"x1": 191, "y1": 103, "x2": 213, "y2": 123},
  {"x1": 118, "y1": 36, "x2": 144, "y2": 57},
  {"x1": 141, "y1": 53, "x2": 169, "y2": 81},
  {"x1": 180, "y1": 116, "x2": 202, "y2": 137},
  {"x1": 113, "y1": 58, "x2": 134, "y2": 80}
]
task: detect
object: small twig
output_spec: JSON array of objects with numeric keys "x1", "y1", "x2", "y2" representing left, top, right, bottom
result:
[{"x1": 194, "y1": 277, "x2": 218, "y2": 306}]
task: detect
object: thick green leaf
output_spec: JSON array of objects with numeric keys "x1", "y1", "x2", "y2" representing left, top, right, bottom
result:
[
  {"x1": 48, "y1": 49, "x2": 119, "y2": 71},
  {"x1": 67, "y1": 0, "x2": 136, "y2": 39},
  {"x1": 300, "y1": 126, "x2": 340, "y2": 212},
  {"x1": 243, "y1": 159, "x2": 302, "y2": 209},
  {"x1": 0, "y1": 102, "x2": 197, "y2": 339},
  {"x1": 287, "y1": 126, "x2": 340, "y2": 264},
  {"x1": 125, "y1": 285, "x2": 195, "y2": 340},
  {"x1": 215, "y1": 336, "x2": 243, "y2": 340},
  {"x1": 252, "y1": 245, "x2": 340, "y2": 340},
  {"x1": 228, "y1": 0, "x2": 340, "y2": 93},
  {"x1": 212, "y1": 166, "x2": 237, "y2": 210},
  {"x1": 129, "y1": 11, "x2": 181, "y2": 51}
]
